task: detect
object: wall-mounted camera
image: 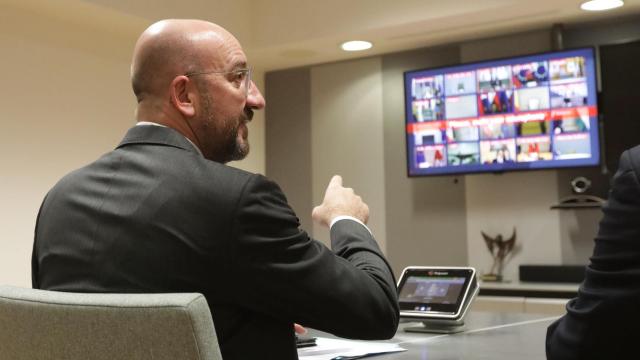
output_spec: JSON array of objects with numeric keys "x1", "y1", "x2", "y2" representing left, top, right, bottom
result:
[
  {"x1": 551, "y1": 176, "x2": 604, "y2": 209},
  {"x1": 570, "y1": 176, "x2": 592, "y2": 194}
]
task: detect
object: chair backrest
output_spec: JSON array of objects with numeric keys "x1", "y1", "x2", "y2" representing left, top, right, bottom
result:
[{"x1": 0, "y1": 286, "x2": 223, "y2": 360}]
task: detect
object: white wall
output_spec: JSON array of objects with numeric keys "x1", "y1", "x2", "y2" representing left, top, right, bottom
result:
[
  {"x1": 465, "y1": 172, "x2": 563, "y2": 281},
  {"x1": 310, "y1": 58, "x2": 387, "y2": 250},
  {"x1": 0, "y1": 5, "x2": 138, "y2": 287},
  {"x1": 0, "y1": 4, "x2": 266, "y2": 287},
  {"x1": 380, "y1": 45, "x2": 469, "y2": 275}
]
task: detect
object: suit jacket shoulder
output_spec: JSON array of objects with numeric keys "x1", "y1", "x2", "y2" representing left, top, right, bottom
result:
[
  {"x1": 33, "y1": 125, "x2": 399, "y2": 359},
  {"x1": 546, "y1": 145, "x2": 640, "y2": 360}
]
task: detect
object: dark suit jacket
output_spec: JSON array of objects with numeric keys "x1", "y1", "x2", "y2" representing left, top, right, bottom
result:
[
  {"x1": 546, "y1": 145, "x2": 640, "y2": 360},
  {"x1": 32, "y1": 125, "x2": 399, "y2": 360}
]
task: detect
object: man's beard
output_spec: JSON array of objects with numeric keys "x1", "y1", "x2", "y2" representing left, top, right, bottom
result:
[
  {"x1": 200, "y1": 96, "x2": 250, "y2": 163},
  {"x1": 224, "y1": 117, "x2": 250, "y2": 162}
]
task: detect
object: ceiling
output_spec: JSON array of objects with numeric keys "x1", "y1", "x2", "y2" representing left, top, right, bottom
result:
[{"x1": 10, "y1": 0, "x2": 640, "y2": 71}]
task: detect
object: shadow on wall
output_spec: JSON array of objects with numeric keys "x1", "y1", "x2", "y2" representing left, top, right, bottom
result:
[{"x1": 559, "y1": 208, "x2": 601, "y2": 264}]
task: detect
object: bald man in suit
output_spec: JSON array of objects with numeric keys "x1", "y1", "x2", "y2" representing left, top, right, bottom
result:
[{"x1": 32, "y1": 19, "x2": 399, "y2": 360}]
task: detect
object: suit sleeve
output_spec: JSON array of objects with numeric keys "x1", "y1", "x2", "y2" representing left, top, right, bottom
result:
[
  {"x1": 546, "y1": 148, "x2": 640, "y2": 360},
  {"x1": 228, "y1": 174, "x2": 399, "y2": 339}
]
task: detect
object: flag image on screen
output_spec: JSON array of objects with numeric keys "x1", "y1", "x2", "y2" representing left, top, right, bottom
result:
[
  {"x1": 512, "y1": 62, "x2": 549, "y2": 88},
  {"x1": 479, "y1": 90, "x2": 515, "y2": 115},
  {"x1": 415, "y1": 145, "x2": 447, "y2": 169},
  {"x1": 405, "y1": 47, "x2": 599, "y2": 176},
  {"x1": 516, "y1": 136, "x2": 553, "y2": 162}
]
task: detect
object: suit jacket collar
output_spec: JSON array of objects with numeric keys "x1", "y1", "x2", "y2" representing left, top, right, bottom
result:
[{"x1": 117, "y1": 125, "x2": 202, "y2": 156}]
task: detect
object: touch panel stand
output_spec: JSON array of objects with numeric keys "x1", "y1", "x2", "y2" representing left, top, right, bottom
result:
[{"x1": 404, "y1": 282, "x2": 479, "y2": 334}]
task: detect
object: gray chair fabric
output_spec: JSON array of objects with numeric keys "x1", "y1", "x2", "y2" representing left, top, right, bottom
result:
[{"x1": 0, "y1": 286, "x2": 223, "y2": 360}]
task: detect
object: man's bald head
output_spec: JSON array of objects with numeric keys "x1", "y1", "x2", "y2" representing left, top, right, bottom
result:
[
  {"x1": 129, "y1": 19, "x2": 264, "y2": 163},
  {"x1": 130, "y1": 19, "x2": 235, "y2": 102}
]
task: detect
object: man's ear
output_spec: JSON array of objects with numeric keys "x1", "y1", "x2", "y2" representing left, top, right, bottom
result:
[{"x1": 170, "y1": 75, "x2": 196, "y2": 117}]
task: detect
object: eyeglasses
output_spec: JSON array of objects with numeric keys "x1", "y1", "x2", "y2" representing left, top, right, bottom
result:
[{"x1": 185, "y1": 68, "x2": 252, "y2": 98}]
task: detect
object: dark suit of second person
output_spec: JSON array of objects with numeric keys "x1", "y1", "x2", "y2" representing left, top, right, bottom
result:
[{"x1": 546, "y1": 145, "x2": 640, "y2": 360}]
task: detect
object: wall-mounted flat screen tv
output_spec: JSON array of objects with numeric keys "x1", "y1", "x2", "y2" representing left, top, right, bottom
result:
[{"x1": 404, "y1": 47, "x2": 600, "y2": 176}]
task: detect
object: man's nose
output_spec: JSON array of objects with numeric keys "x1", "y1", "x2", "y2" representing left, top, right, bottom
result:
[{"x1": 247, "y1": 81, "x2": 265, "y2": 110}]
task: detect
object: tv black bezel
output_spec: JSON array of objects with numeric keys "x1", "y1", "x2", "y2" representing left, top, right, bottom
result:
[{"x1": 403, "y1": 46, "x2": 601, "y2": 178}]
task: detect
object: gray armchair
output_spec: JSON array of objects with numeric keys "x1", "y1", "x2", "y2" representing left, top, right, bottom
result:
[{"x1": 0, "y1": 286, "x2": 223, "y2": 360}]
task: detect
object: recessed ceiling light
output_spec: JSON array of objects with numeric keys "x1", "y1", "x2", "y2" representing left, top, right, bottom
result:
[
  {"x1": 340, "y1": 40, "x2": 373, "y2": 52},
  {"x1": 580, "y1": 0, "x2": 624, "y2": 11}
]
